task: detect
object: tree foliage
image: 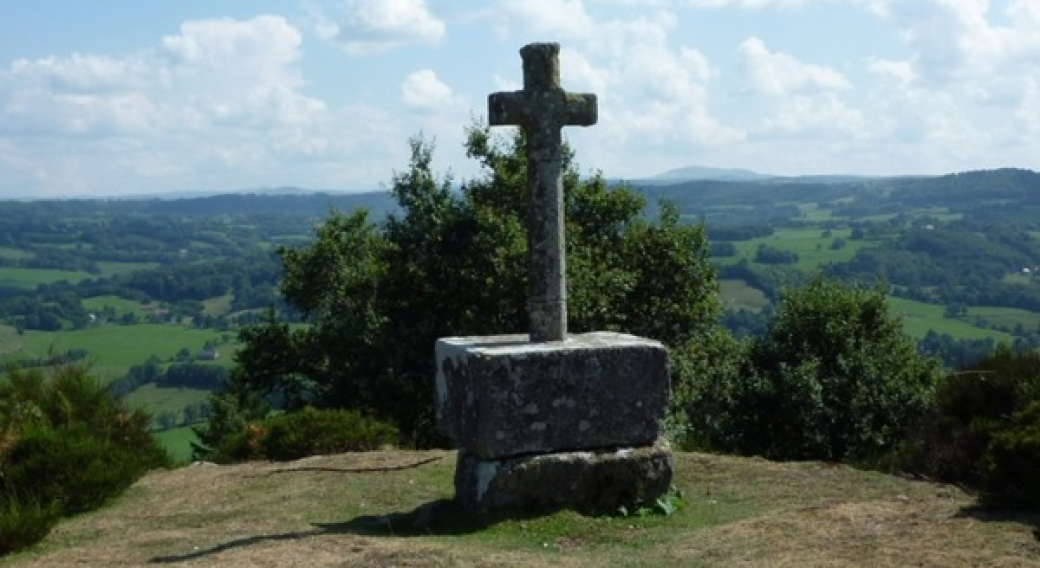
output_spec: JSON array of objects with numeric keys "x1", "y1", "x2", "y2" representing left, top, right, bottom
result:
[
  {"x1": 682, "y1": 276, "x2": 942, "y2": 462},
  {"x1": 229, "y1": 126, "x2": 721, "y2": 445}
]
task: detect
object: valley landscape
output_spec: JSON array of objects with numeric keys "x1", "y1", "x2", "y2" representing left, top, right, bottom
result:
[{"x1": 2, "y1": 168, "x2": 1040, "y2": 459}]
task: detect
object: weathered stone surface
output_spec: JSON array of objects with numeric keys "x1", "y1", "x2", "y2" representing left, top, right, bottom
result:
[
  {"x1": 488, "y1": 42, "x2": 597, "y2": 342},
  {"x1": 455, "y1": 437, "x2": 673, "y2": 513},
  {"x1": 435, "y1": 332, "x2": 669, "y2": 459}
]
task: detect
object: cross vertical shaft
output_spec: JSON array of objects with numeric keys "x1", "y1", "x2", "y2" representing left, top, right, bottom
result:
[{"x1": 488, "y1": 43, "x2": 597, "y2": 342}]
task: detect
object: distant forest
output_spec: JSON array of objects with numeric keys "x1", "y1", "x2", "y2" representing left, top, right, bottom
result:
[{"x1": 2, "y1": 167, "x2": 1040, "y2": 368}]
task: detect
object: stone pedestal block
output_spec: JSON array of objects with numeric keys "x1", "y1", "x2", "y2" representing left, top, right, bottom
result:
[
  {"x1": 435, "y1": 332, "x2": 669, "y2": 459},
  {"x1": 455, "y1": 438, "x2": 673, "y2": 513}
]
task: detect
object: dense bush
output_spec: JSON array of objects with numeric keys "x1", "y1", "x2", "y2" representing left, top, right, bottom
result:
[
  {"x1": 3, "y1": 423, "x2": 160, "y2": 515},
  {"x1": 200, "y1": 407, "x2": 399, "y2": 463},
  {"x1": 0, "y1": 365, "x2": 168, "y2": 555},
  {"x1": 0, "y1": 498, "x2": 60, "y2": 556},
  {"x1": 899, "y1": 347, "x2": 1040, "y2": 498},
  {"x1": 681, "y1": 277, "x2": 942, "y2": 462},
  {"x1": 261, "y1": 407, "x2": 399, "y2": 460},
  {"x1": 981, "y1": 400, "x2": 1040, "y2": 507},
  {"x1": 668, "y1": 327, "x2": 745, "y2": 450}
]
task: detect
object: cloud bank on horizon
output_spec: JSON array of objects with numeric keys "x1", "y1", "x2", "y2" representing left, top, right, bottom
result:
[{"x1": 0, "y1": 0, "x2": 1038, "y2": 198}]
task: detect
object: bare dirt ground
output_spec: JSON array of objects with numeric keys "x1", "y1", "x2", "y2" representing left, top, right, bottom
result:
[{"x1": 4, "y1": 451, "x2": 1039, "y2": 568}]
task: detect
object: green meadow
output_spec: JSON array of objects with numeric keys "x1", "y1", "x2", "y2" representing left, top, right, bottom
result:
[
  {"x1": 81, "y1": 294, "x2": 148, "y2": 315},
  {"x1": 887, "y1": 297, "x2": 1017, "y2": 342},
  {"x1": 96, "y1": 261, "x2": 160, "y2": 277},
  {"x1": 0, "y1": 323, "x2": 20, "y2": 355},
  {"x1": 967, "y1": 305, "x2": 1040, "y2": 332},
  {"x1": 0, "y1": 246, "x2": 33, "y2": 260},
  {"x1": 202, "y1": 293, "x2": 233, "y2": 316},
  {"x1": 0, "y1": 267, "x2": 94, "y2": 290},
  {"x1": 123, "y1": 383, "x2": 211, "y2": 418},
  {"x1": 153, "y1": 425, "x2": 201, "y2": 463},
  {"x1": 714, "y1": 227, "x2": 877, "y2": 269},
  {"x1": 718, "y1": 279, "x2": 769, "y2": 312},
  {"x1": 15, "y1": 324, "x2": 233, "y2": 382}
]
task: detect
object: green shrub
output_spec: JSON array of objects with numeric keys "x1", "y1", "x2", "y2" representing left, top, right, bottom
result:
[
  {"x1": 981, "y1": 400, "x2": 1040, "y2": 508},
  {"x1": 210, "y1": 407, "x2": 399, "y2": 462},
  {"x1": 0, "y1": 364, "x2": 169, "y2": 556},
  {"x1": 684, "y1": 277, "x2": 942, "y2": 462},
  {"x1": 0, "y1": 497, "x2": 61, "y2": 556},
  {"x1": 262, "y1": 407, "x2": 399, "y2": 460},
  {"x1": 191, "y1": 377, "x2": 270, "y2": 462},
  {"x1": 3, "y1": 423, "x2": 164, "y2": 515},
  {"x1": 899, "y1": 346, "x2": 1040, "y2": 486},
  {"x1": 668, "y1": 328, "x2": 745, "y2": 451},
  {"x1": 213, "y1": 422, "x2": 268, "y2": 463}
]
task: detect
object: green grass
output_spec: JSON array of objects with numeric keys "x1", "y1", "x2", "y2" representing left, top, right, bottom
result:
[
  {"x1": 95, "y1": 261, "x2": 159, "y2": 277},
  {"x1": 81, "y1": 295, "x2": 146, "y2": 315},
  {"x1": 798, "y1": 205, "x2": 840, "y2": 222},
  {"x1": 202, "y1": 293, "x2": 233, "y2": 316},
  {"x1": 16, "y1": 325, "x2": 233, "y2": 383},
  {"x1": 123, "y1": 383, "x2": 211, "y2": 418},
  {"x1": 0, "y1": 246, "x2": 33, "y2": 261},
  {"x1": 8, "y1": 451, "x2": 1036, "y2": 567},
  {"x1": 719, "y1": 279, "x2": 769, "y2": 313},
  {"x1": 852, "y1": 207, "x2": 962, "y2": 224},
  {"x1": 1002, "y1": 272, "x2": 1036, "y2": 285},
  {"x1": 887, "y1": 297, "x2": 1017, "y2": 342},
  {"x1": 0, "y1": 324, "x2": 22, "y2": 355},
  {"x1": 714, "y1": 228, "x2": 880, "y2": 269},
  {"x1": 966, "y1": 306, "x2": 1040, "y2": 333},
  {"x1": 0, "y1": 268, "x2": 94, "y2": 291},
  {"x1": 153, "y1": 426, "x2": 202, "y2": 464}
]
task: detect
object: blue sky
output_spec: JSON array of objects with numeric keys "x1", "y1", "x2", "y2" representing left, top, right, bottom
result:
[{"x1": 1, "y1": 0, "x2": 1038, "y2": 198}]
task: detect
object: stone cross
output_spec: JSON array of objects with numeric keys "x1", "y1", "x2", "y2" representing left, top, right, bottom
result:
[{"x1": 488, "y1": 42, "x2": 598, "y2": 342}]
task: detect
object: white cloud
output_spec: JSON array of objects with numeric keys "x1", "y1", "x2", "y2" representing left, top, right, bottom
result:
[
  {"x1": 542, "y1": 10, "x2": 744, "y2": 176},
  {"x1": 8, "y1": 53, "x2": 148, "y2": 93},
  {"x1": 733, "y1": 37, "x2": 864, "y2": 141},
  {"x1": 761, "y1": 93, "x2": 865, "y2": 136},
  {"x1": 475, "y1": 3, "x2": 745, "y2": 176},
  {"x1": 601, "y1": 0, "x2": 815, "y2": 6},
  {"x1": 161, "y1": 16, "x2": 302, "y2": 69},
  {"x1": 854, "y1": 0, "x2": 1040, "y2": 172},
  {"x1": 490, "y1": 0, "x2": 595, "y2": 39},
  {"x1": 1015, "y1": 77, "x2": 1040, "y2": 142},
  {"x1": 683, "y1": 0, "x2": 814, "y2": 7},
  {"x1": 400, "y1": 69, "x2": 457, "y2": 112},
  {"x1": 0, "y1": 15, "x2": 345, "y2": 195},
  {"x1": 738, "y1": 37, "x2": 850, "y2": 96},
  {"x1": 870, "y1": 0, "x2": 1040, "y2": 85},
  {"x1": 317, "y1": 0, "x2": 445, "y2": 55},
  {"x1": 868, "y1": 57, "x2": 916, "y2": 85}
]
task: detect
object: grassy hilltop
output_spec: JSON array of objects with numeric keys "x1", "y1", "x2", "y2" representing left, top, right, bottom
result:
[{"x1": 4, "y1": 451, "x2": 1039, "y2": 568}]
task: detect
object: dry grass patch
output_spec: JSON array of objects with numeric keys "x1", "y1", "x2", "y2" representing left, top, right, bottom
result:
[{"x1": 4, "y1": 451, "x2": 1040, "y2": 568}]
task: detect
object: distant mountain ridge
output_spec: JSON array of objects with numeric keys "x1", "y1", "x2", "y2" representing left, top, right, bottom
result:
[{"x1": 645, "y1": 165, "x2": 774, "y2": 183}]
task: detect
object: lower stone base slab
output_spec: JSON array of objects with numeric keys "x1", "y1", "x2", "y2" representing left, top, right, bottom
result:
[{"x1": 454, "y1": 438, "x2": 673, "y2": 513}]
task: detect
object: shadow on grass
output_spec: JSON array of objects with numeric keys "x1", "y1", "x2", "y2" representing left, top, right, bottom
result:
[
  {"x1": 149, "y1": 527, "x2": 338, "y2": 564},
  {"x1": 955, "y1": 502, "x2": 1040, "y2": 541},
  {"x1": 326, "y1": 498, "x2": 561, "y2": 537},
  {"x1": 148, "y1": 499, "x2": 540, "y2": 563}
]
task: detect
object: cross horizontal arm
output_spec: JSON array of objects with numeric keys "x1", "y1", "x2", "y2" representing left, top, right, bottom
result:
[
  {"x1": 563, "y1": 93, "x2": 597, "y2": 127},
  {"x1": 488, "y1": 91, "x2": 527, "y2": 127}
]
